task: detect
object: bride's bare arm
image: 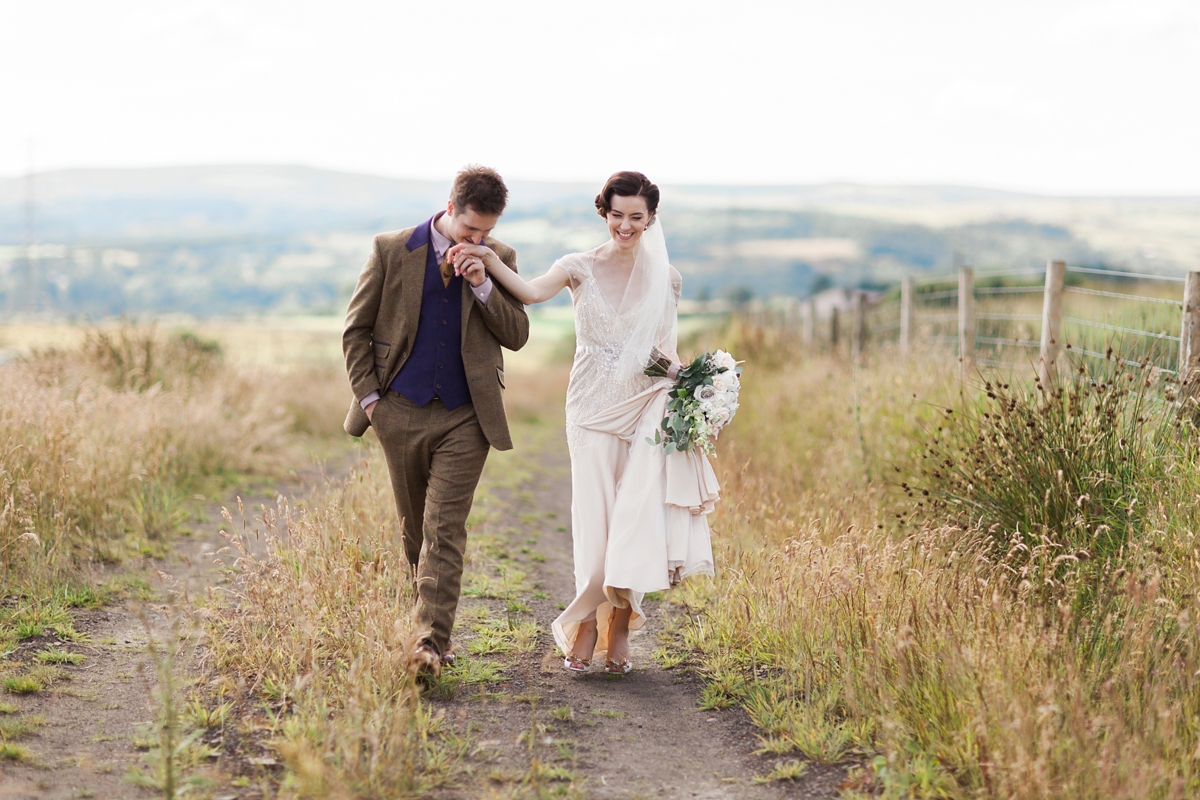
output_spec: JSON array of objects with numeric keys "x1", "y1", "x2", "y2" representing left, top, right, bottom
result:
[
  {"x1": 489, "y1": 262, "x2": 570, "y2": 305},
  {"x1": 448, "y1": 243, "x2": 569, "y2": 304}
]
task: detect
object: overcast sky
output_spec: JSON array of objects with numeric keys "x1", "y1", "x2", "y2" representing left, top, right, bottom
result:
[{"x1": 2, "y1": 0, "x2": 1197, "y2": 195}]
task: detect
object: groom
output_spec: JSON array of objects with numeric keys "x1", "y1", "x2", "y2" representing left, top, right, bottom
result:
[{"x1": 343, "y1": 165, "x2": 530, "y2": 675}]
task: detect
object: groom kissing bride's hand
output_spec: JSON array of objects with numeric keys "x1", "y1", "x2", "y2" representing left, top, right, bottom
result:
[
  {"x1": 435, "y1": 171, "x2": 718, "y2": 677},
  {"x1": 342, "y1": 165, "x2": 530, "y2": 679},
  {"x1": 448, "y1": 242, "x2": 498, "y2": 287}
]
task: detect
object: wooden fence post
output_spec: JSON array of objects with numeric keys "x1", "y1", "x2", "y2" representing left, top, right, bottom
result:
[
  {"x1": 784, "y1": 296, "x2": 799, "y2": 331},
  {"x1": 830, "y1": 306, "x2": 840, "y2": 351},
  {"x1": 803, "y1": 298, "x2": 816, "y2": 346},
  {"x1": 900, "y1": 277, "x2": 914, "y2": 354},
  {"x1": 958, "y1": 267, "x2": 975, "y2": 374},
  {"x1": 1038, "y1": 260, "x2": 1066, "y2": 388},
  {"x1": 852, "y1": 291, "x2": 868, "y2": 360},
  {"x1": 1179, "y1": 271, "x2": 1200, "y2": 388}
]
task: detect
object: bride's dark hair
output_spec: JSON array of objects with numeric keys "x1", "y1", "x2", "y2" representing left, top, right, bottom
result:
[{"x1": 595, "y1": 171, "x2": 659, "y2": 221}]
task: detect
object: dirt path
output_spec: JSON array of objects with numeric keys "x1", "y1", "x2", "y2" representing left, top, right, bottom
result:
[
  {"x1": 3, "y1": 419, "x2": 841, "y2": 799},
  {"x1": 0, "y1": 456, "x2": 363, "y2": 800},
  {"x1": 428, "y1": 422, "x2": 846, "y2": 799}
]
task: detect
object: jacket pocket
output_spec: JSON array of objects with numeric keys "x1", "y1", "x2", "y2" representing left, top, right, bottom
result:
[
  {"x1": 496, "y1": 366, "x2": 506, "y2": 389},
  {"x1": 373, "y1": 341, "x2": 391, "y2": 377}
]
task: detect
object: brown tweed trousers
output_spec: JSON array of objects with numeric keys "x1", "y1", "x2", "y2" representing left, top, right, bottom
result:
[{"x1": 343, "y1": 225, "x2": 529, "y2": 654}]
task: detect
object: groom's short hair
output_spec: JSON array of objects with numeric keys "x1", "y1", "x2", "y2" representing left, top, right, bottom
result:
[{"x1": 451, "y1": 165, "x2": 508, "y2": 217}]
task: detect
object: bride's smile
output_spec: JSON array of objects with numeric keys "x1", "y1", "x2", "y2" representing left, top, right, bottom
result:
[{"x1": 606, "y1": 194, "x2": 652, "y2": 251}]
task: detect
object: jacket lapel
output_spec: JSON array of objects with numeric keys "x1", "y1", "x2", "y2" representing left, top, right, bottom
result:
[
  {"x1": 400, "y1": 220, "x2": 434, "y2": 360},
  {"x1": 400, "y1": 248, "x2": 427, "y2": 357}
]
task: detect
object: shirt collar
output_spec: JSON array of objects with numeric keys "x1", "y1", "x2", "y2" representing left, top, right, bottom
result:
[{"x1": 430, "y1": 211, "x2": 453, "y2": 263}]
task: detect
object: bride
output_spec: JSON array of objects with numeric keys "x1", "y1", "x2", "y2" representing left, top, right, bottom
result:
[{"x1": 449, "y1": 171, "x2": 717, "y2": 674}]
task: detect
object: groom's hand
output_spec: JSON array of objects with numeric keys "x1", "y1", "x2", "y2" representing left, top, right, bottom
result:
[
  {"x1": 458, "y1": 257, "x2": 487, "y2": 287},
  {"x1": 365, "y1": 400, "x2": 378, "y2": 422},
  {"x1": 449, "y1": 243, "x2": 495, "y2": 287}
]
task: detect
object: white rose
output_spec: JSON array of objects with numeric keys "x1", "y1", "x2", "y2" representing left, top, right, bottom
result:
[
  {"x1": 695, "y1": 384, "x2": 718, "y2": 403},
  {"x1": 716, "y1": 350, "x2": 738, "y2": 371},
  {"x1": 710, "y1": 405, "x2": 732, "y2": 427},
  {"x1": 711, "y1": 373, "x2": 728, "y2": 392}
]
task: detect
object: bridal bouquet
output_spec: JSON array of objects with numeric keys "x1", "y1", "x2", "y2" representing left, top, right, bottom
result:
[{"x1": 644, "y1": 347, "x2": 742, "y2": 456}]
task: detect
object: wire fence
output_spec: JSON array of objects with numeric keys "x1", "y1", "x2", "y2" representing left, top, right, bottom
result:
[
  {"x1": 867, "y1": 290, "x2": 901, "y2": 345},
  {"x1": 1061, "y1": 270, "x2": 1183, "y2": 377},
  {"x1": 755, "y1": 261, "x2": 1197, "y2": 384}
]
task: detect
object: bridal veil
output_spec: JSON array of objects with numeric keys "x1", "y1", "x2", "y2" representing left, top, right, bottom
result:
[{"x1": 613, "y1": 219, "x2": 679, "y2": 383}]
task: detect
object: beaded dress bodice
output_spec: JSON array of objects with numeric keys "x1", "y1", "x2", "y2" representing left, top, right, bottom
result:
[{"x1": 560, "y1": 250, "x2": 657, "y2": 452}]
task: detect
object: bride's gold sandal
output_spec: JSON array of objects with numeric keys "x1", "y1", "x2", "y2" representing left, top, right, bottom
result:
[
  {"x1": 604, "y1": 657, "x2": 632, "y2": 675},
  {"x1": 604, "y1": 607, "x2": 633, "y2": 674},
  {"x1": 563, "y1": 653, "x2": 591, "y2": 673},
  {"x1": 564, "y1": 624, "x2": 598, "y2": 674}
]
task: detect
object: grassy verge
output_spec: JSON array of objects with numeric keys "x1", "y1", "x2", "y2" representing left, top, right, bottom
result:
[
  {"x1": 201, "y1": 450, "x2": 442, "y2": 797},
  {"x1": 199, "y1": 368, "x2": 575, "y2": 797},
  {"x1": 0, "y1": 322, "x2": 347, "y2": 649},
  {"x1": 669, "y1": 322, "x2": 1200, "y2": 798}
]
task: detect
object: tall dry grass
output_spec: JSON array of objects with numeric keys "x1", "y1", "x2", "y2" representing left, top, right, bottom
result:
[
  {"x1": 203, "y1": 457, "x2": 443, "y2": 798},
  {"x1": 672, "y1": 321, "x2": 1200, "y2": 799},
  {"x1": 0, "y1": 323, "x2": 346, "y2": 596},
  {"x1": 200, "y1": 369, "x2": 570, "y2": 797},
  {"x1": 911, "y1": 357, "x2": 1192, "y2": 614}
]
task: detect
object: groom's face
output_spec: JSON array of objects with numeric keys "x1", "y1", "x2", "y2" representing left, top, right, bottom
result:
[{"x1": 444, "y1": 201, "x2": 501, "y2": 246}]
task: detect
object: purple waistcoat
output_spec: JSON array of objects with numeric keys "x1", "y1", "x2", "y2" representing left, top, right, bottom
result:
[{"x1": 389, "y1": 218, "x2": 471, "y2": 409}]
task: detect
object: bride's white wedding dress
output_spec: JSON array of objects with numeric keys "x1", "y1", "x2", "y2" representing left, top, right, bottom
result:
[{"x1": 550, "y1": 230, "x2": 719, "y2": 660}]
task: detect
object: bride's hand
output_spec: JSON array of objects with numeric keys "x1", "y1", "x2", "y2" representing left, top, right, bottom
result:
[{"x1": 447, "y1": 243, "x2": 500, "y2": 274}]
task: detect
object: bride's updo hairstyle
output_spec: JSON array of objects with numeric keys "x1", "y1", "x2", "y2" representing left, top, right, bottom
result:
[{"x1": 595, "y1": 171, "x2": 660, "y2": 225}]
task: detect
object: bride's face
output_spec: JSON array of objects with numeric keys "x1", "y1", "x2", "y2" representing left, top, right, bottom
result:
[{"x1": 606, "y1": 195, "x2": 651, "y2": 252}]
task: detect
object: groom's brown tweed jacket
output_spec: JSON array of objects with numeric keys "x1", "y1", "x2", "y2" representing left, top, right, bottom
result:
[
  {"x1": 343, "y1": 222, "x2": 528, "y2": 655},
  {"x1": 342, "y1": 225, "x2": 530, "y2": 448}
]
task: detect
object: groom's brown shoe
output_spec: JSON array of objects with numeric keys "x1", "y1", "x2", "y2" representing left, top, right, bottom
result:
[{"x1": 409, "y1": 642, "x2": 442, "y2": 681}]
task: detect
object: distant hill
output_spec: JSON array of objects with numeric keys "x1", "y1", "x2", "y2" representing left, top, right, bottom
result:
[
  {"x1": 0, "y1": 165, "x2": 598, "y2": 242},
  {"x1": 0, "y1": 165, "x2": 1195, "y2": 316}
]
